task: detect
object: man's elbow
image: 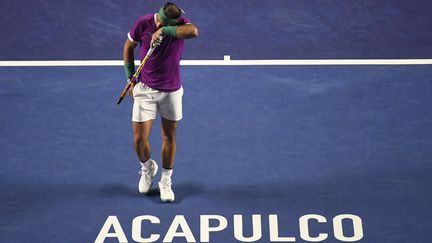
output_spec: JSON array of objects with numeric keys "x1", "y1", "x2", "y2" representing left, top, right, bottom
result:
[
  {"x1": 185, "y1": 25, "x2": 198, "y2": 38},
  {"x1": 191, "y1": 27, "x2": 199, "y2": 37}
]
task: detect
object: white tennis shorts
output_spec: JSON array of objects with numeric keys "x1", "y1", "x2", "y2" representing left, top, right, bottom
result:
[{"x1": 132, "y1": 83, "x2": 183, "y2": 122}]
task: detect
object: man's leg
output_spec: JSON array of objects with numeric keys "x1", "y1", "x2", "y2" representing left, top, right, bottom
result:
[
  {"x1": 157, "y1": 86, "x2": 183, "y2": 202},
  {"x1": 158, "y1": 117, "x2": 178, "y2": 202},
  {"x1": 133, "y1": 120, "x2": 158, "y2": 194}
]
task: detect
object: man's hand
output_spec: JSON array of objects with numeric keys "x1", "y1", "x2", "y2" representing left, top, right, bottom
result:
[
  {"x1": 126, "y1": 78, "x2": 137, "y2": 96},
  {"x1": 151, "y1": 29, "x2": 164, "y2": 47}
]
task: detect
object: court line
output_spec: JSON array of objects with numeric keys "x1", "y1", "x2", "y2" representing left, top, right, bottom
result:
[{"x1": 1, "y1": 56, "x2": 432, "y2": 66}]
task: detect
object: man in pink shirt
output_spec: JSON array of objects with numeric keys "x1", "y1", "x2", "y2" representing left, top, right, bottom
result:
[{"x1": 123, "y1": 2, "x2": 198, "y2": 202}]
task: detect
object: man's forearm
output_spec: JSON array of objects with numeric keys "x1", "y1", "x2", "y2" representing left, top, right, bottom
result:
[{"x1": 175, "y1": 24, "x2": 198, "y2": 39}]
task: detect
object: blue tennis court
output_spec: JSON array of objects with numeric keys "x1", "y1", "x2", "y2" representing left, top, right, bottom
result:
[{"x1": 1, "y1": 1, "x2": 431, "y2": 243}]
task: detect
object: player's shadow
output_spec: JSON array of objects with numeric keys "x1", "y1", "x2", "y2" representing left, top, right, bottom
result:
[
  {"x1": 99, "y1": 183, "x2": 139, "y2": 197},
  {"x1": 144, "y1": 181, "x2": 205, "y2": 204}
]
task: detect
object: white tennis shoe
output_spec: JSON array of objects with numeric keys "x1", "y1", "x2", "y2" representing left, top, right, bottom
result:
[
  {"x1": 138, "y1": 160, "x2": 158, "y2": 194},
  {"x1": 158, "y1": 178, "x2": 175, "y2": 202}
]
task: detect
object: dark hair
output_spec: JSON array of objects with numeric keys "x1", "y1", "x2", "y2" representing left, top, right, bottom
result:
[{"x1": 163, "y1": 2, "x2": 181, "y2": 19}]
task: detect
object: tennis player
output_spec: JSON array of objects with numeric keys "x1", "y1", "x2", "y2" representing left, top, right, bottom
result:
[{"x1": 123, "y1": 2, "x2": 198, "y2": 202}]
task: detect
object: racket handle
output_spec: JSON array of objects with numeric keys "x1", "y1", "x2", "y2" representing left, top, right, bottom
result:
[{"x1": 116, "y1": 95, "x2": 125, "y2": 105}]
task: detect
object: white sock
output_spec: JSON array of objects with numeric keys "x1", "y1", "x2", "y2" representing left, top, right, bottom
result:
[
  {"x1": 161, "y1": 168, "x2": 173, "y2": 182},
  {"x1": 140, "y1": 159, "x2": 153, "y2": 170}
]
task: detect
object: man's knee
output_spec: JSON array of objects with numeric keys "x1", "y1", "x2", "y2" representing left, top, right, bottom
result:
[
  {"x1": 162, "y1": 125, "x2": 177, "y2": 143},
  {"x1": 162, "y1": 133, "x2": 176, "y2": 144},
  {"x1": 161, "y1": 118, "x2": 178, "y2": 144},
  {"x1": 134, "y1": 136, "x2": 149, "y2": 147}
]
